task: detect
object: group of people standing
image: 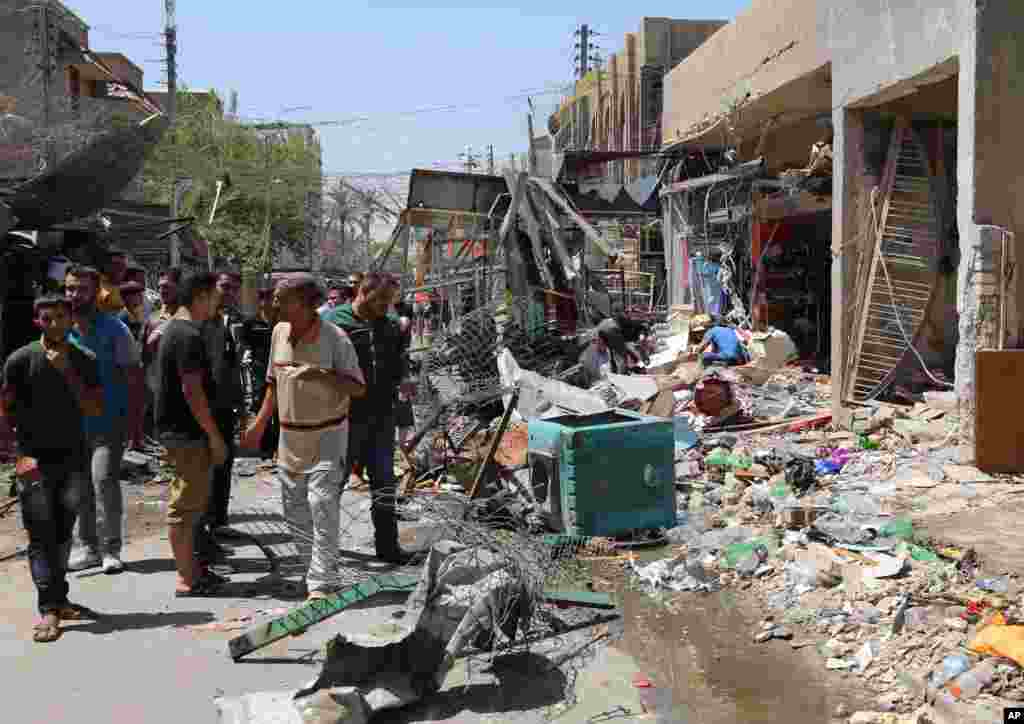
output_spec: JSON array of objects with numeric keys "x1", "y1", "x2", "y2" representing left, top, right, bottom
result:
[{"x1": 1, "y1": 258, "x2": 419, "y2": 642}]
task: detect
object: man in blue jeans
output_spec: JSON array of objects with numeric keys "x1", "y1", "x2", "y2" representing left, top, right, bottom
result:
[
  {"x1": 1, "y1": 295, "x2": 104, "y2": 641},
  {"x1": 324, "y1": 273, "x2": 419, "y2": 565},
  {"x1": 64, "y1": 265, "x2": 144, "y2": 574}
]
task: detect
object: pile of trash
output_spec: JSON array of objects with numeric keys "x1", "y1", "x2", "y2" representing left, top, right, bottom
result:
[{"x1": 627, "y1": 391, "x2": 1024, "y2": 720}]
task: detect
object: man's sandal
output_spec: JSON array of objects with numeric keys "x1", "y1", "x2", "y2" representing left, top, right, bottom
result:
[
  {"x1": 32, "y1": 614, "x2": 61, "y2": 643},
  {"x1": 174, "y1": 570, "x2": 227, "y2": 598},
  {"x1": 57, "y1": 603, "x2": 99, "y2": 621}
]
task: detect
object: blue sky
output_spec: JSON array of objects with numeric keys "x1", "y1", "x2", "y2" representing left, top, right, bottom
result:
[{"x1": 68, "y1": 1, "x2": 746, "y2": 174}]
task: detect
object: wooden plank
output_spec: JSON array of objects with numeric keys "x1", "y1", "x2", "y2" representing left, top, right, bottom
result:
[
  {"x1": 530, "y1": 182, "x2": 577, "y2": 281},
  {"x1": 975, "y1": 350, "x2": 1024, "y2": 473},
  {"x1": 504, "y1": 171, "x2": 554, "y2": 288},
  {"x1": 468, "y1": 389, "x2": 519, "y2": 499},
  {"x1": 845, "y1": 119, "x2": 905, "y2": 401},
  {"x1": 227, "y1": 573, "x2": 419, "y2": 661},
  {"x1": 543, "y1": 590, "x2": 615, "y2": 609},
  {"x1": 498, "y1": 170, "x2": 526, "y2": 249}
]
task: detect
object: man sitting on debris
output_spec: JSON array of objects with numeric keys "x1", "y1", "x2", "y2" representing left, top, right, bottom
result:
[
  {"x1": 1, "y1": 295, "x2": 103, "y2": 642},
  {"x1": 242, "y1": 274, "x2": 366, "y2": 599},
  {"x1": 697, "y1": 317, "x2": 749, "y2": 367}
]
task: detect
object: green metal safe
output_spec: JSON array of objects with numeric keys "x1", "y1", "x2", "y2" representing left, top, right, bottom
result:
[{"x1": 527, "y1": 409, "x2": 677, "y2": 537}]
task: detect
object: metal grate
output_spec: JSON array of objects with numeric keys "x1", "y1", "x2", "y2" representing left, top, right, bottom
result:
[{"x1": 845, "y1": 119, "x2": 941, "y2": 402}]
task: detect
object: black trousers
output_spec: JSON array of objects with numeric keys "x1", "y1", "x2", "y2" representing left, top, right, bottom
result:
[
  {"x1": 205, "y1": 409, "x2": 237, "y2": 530},
  {"x1": 260, "y1": 412, "x2": 279, "y2": 460},
  {"x1": 20, "y1": 457, "x2": 84, "y2": 614},
  {"x1": 345, "y1": 415, "x2": 399, "y2": 557}
]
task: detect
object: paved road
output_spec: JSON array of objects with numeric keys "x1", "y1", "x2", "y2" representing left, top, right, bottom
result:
[{"x1": 0, "y1": 467, "x2": 647, "y2": 724}]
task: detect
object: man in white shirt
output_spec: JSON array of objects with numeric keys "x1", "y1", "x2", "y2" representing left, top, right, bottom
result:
[{"x1": 241, "y1": 274, "x2": 365, "y2": 600}]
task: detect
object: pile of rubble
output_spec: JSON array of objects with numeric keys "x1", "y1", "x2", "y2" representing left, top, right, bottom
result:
[{"x1": 627, "y1": 385, "x2": 1024, "y2": 722}]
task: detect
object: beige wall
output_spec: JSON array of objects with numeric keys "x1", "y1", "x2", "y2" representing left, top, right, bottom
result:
[
  {"x1": 639, "y1": 18, "x2": 728, "y2": 70},
  {"x1": 662, "y1": 0, "x2": 827, "y2": 146}
]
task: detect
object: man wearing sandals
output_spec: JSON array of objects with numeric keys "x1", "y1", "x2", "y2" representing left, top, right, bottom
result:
[
  {"x1": 241, "y1": 274, "x2": 365, "y2": 601},
  {"x1": 152, "y1": 272, "x2": 230, "y2": 597},
  {"x1": 0, "y1": 296, "x2": 104, "y2": 642}
]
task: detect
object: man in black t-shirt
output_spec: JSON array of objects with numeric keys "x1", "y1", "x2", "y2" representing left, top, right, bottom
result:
[
  {"x1": 0, "y1": 296, "x2": 103, "y2": 642},
  {"x1": 153, "y1": 272, "x2": 229, "y2": 597},
  {"x1": 238, "y1": 288, "x2": 278, "y2": 459}
]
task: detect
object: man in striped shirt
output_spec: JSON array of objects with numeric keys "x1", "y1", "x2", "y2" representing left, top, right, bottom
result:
[{"x1": 241, "y1": 274, "x2": 365, "y2": 600}]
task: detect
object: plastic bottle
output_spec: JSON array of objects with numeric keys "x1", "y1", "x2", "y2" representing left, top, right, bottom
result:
[
  {"x1": 928, "y1": 654, "x2": 970, "y2": 689},
  {"x1": 946, "y1": 660, "x2": 997, "y2": 700}
]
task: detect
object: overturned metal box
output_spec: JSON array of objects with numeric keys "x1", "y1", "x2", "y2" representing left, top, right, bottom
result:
[{"x1": 527, "y1": 409, "x2": 677, "y2": 537}]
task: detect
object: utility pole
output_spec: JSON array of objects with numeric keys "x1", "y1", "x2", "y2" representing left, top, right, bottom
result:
[
  {"x1": 508, "y1": 152, "x2": 516, "y2": 172},
  {"x1": 526, "y1": 98, "x2": 537, "y2": 177},
  {"x1": 487, "y1": 145, "x2": 495, "y2": 175},
  {"x1": 459, "y1": 146, "x2": 479, "y2": 174},
  {"x1": 164, "y1": 0, "x2": 180, "y2": 265},
  {"x1": 574, "y1": 24, "x2": 591, "y2": 79}
]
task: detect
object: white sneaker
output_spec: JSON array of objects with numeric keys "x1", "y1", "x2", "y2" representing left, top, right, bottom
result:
[
  {"x1": 67, "y1": 548, "x2": 102, "y2": 571},
  {"x1": 101, "y1": 553, "x2": 124, "y2": 574}
]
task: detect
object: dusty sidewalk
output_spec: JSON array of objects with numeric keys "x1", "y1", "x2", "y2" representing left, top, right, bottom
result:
[{"x1": 0, "y1": 463, "x2": 654, "y2": 724}]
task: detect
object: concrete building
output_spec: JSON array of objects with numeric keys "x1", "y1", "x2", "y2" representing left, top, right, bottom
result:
[
  {"x1": 551, "y1": 18, "x2": 727, "y2": 184},
  {"x1": 821, "y1": 0, "x2": 1023, "y2": 458},
  {"x1": 659, "y1": 0, "x2": 1024, "y2": 457},
  {"x1": 0, "y1": 0, "x2": 150, "y2": 186}
]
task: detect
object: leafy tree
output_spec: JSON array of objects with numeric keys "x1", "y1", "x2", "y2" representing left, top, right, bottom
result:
[{"x1": 142, "y1": 89, "x2": 321, "y2": 271}]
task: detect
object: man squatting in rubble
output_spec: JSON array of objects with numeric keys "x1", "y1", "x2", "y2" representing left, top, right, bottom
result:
[
  {"x1": 65, "y1": 265, "x2": 144, "y2": 575},
  {"x1": 324, "y1": 272, "x2": 422, "y2": 566},
  {"x1": 697, "y1": 316, "x2": 749, "y2": 367},
  {"x1": 579, "y1": 316, "x2": 649, "y2": 388},
  {"x1": 241, "y1": 274, "x2": 366, "y2": 600},
  {"x1": 1, "y1": 295, "x2": 105, "y2": 642},
  {"x1": 153, "y1": 272, "x2": 230, "y2": 597}
]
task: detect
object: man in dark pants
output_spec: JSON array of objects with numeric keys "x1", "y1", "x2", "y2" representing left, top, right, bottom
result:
[
  {"x1": 199, "y1": 272, "x2": 244, "y2": 555},
  {"x1": 324, "y1": 273, "x2": 418, "y2": 565},
  {"x1": 1, "y1": 296, "x2": 104, "y2": 642},
  {"x1": 239, "y1": 288, "x2": 279, "y2": 459}
]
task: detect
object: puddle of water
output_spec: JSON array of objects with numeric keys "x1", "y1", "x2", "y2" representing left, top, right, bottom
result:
[{"x1": 607, "y1": 566, "x2": 854, "y2": 724}]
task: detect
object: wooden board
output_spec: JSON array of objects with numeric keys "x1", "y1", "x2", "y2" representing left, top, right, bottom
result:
[
  {"x1": 844, "y1": 118, "x2": 942, "y2": 403},
  {"x1": 640, "y1": 390, "x2": 676, "y2": 419},
  {"x1": 975, "y1": 350, "x2": 1024, "y2": 473}
]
